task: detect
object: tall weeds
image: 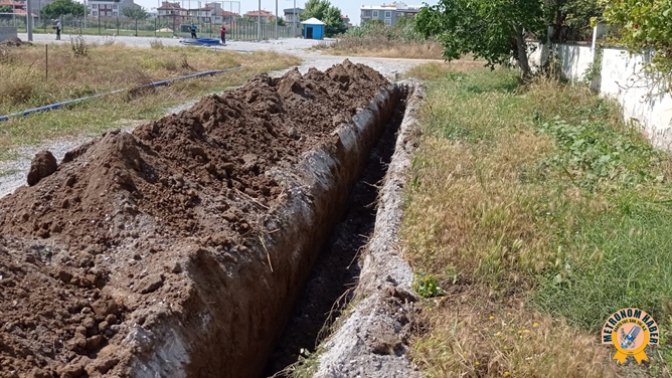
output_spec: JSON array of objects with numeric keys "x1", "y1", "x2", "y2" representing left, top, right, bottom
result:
[
  {"x1": 316, "y1": 19, "x2": 443, "y2": 59},
  {"x1": 404, "y1": 65, "x2": 671, "y2": 377}
]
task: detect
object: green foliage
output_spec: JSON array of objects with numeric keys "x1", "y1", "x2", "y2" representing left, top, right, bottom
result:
[
  {"x1": 345, "y1": 16, "x2": 423, "y2": 41},
  {"x1": 413, "y1": 273, "x2": 444, "y2": 298},
  {"x1": 415, "y1": 0, "x2": 546, "y2": 77},
  {"x1": 0, "y1": 5, "x2": 12, "y2": 13},
  {"x1": 538, "y1": 116, "x2": 666, "y2": 191},
  {"x1": 300, "y1": 0, "x2": 346, "y2": 37},
  {"x1": 41, "y1": 0, "x2": 84, "y2": 19},
  {"x1": 276, "y1": 16, "x2": 286, "y2": 26},
  {"x1": 122, "y1": 7, "x2": 149, "y2": 36},
  {"x1": 583, "y1": 46, "x2": 602, "y2": 83},
  {"x1": 602, "y1": 0, "x2": 672, "y2": 92},
  {"x1": 545, "y1": 0, "x2": 603, "y2": 42},
  {"x1": 122, "y1": 6, "x2": 149, "y2": 20}
]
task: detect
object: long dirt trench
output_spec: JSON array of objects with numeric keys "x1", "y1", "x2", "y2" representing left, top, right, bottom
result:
[{"x1": 0, "y1": 60, "x2": 421, "y2": 378}]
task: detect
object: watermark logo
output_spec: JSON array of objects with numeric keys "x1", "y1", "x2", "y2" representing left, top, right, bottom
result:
[{"x1": 601, "y1": 308, "x2": 659, "y2": 364}]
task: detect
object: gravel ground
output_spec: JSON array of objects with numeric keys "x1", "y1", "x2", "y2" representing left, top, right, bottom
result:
[
  {"x1": 17, "y1": 32, "x2": 324, "y2": 52},
  {"x1": 2, "y1": 37, "x2": 438, "y2": 199}
]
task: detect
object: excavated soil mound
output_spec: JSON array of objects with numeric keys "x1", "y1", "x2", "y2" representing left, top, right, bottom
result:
[
  {"x1": 0, "y1": 60, "x2": 388, "y2": 378},
  {"x1": 0, "y1": 38, "x2": 29, "y2": 48}
]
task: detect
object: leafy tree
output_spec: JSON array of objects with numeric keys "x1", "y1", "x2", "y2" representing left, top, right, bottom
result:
[
  {"x1": 300, "y1": 0, "x2": 328, "y2": 21},
  {"x1": 0, "y1": 5, "x2": 12, "y2": 13},
  {"x1": 277, "y1": 16, "x2": 286, "y2": 26},
  {"x1": 545, "y1": 0, "x2": 602, "y2": 42},
  {"x1": 416, "y1": 0, "x2": 546, "y2": 78},
  {"x1": 123, "y1": 6, "x2": 149, "y2": 36},
  {"x1": 323, "y1": 6, "x2": 346, "y2": 36},
  {"x1": 602, "y1": 0, "x2": 672, "y2": 91},
  {"x1": 363, "y1": 18, "x2": 384, "y2": 27},
  {"x1": 41, "y1": 0, "x2": 84, "y2": 19},
  {"x1": 300, "y1": 0, "x2": 346, "y2": 36}
]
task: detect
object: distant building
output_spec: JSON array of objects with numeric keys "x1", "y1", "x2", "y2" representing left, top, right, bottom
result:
[
  {"x1": 157, "y1": 1, "x2": 186, "y2": 30},
  {"x1": 214, "y1": 10, "x2": 239, "y2": 24},
  {"x1": 341, "y1": 14, "x2": 351, "y2": 27},
  {"x1": 244, "y1": 10, "x2": 274, "y2": 23},
  {"x1": 87, "y1": 0, "x2": 140, "y2": 18},
  {"x1": 283, "y1": 7, "x2": 303, "y2": 24},
  {"x1": 360, "y1": 2, "x2": 422, "y2": 26},
  {"x1": 0, "y1": 0, "x2": 43, "y2": 20}
]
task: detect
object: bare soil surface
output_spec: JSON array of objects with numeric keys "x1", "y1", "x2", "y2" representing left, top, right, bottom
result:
[{"x1": 0, "y1": 60, "x2": 388, "y2": 377}]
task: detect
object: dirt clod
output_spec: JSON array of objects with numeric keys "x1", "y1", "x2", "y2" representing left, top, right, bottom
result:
[{"x1": 26, "y1": 151, "x2": 57, "y2": 186}]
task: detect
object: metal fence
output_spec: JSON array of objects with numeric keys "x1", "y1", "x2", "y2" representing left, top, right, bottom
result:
[{"x1": 0, "y1": 13, "x2": 302, "y2": 40}]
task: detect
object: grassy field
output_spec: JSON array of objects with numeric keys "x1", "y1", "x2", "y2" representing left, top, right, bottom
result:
[
  {"x1": 403, "y1": 63, "x2": 672, "y2": 377},
  {"x1": 0, "y1": 42, "x2": 300, "y2": 160}
]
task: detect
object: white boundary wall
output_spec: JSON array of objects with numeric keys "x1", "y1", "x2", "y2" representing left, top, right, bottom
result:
[{"x1": 529, "y1": 39, "x2": 672, "y2": 151}]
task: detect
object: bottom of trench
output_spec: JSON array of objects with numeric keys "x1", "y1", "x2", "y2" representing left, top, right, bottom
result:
[{"x1": 261, "y1": 97, "x2": 408, "y2": 377}]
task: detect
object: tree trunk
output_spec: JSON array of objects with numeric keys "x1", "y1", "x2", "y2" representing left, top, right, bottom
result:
[{"x1": 514, "y1": 26, "x2": 532, "y2": 79}]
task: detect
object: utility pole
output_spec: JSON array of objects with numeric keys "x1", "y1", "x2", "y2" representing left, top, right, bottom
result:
[
  {"x1": 274, "y1": 0, "x2": 277, "y2": 39},
  {"x1": 293, "y1": 0, "x2": 296, "y2": 37},
  {"x1": 26, "y1": 0, "x2": 33, "y2": 41},
  {"x1": 256, "y1": 0, "x2": 260, "y2": 40}
]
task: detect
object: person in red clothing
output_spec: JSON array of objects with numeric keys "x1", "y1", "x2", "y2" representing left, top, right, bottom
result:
[{"x1": 220, "y1": 25, "x2": 226, "y2": 44}]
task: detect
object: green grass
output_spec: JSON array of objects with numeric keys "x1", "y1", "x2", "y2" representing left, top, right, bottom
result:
[
  {"x1": 0, "y1": 168, "x2": 19, "y2": 177},
  {"x1": 403, "y1": 64, "x2": 672, "y2": 377}
]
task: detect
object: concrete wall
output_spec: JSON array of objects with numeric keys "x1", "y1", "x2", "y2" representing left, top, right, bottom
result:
[
  {"x1": 600, "y1": 48, "x2": 672, "y2": 150},
  {"x1": 0, "y1": 27, "x2": 17, "y2": 43},
  {"x1": 529, "y1": 41, "x2": 672, "y2": 151},
  {"x1": 556, "y1": 44, "x2": 593, "y2": 83}
]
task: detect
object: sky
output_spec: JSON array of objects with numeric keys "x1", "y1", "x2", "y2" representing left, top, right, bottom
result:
[{"x1": 117, "y1": 0, "x2": 438, "y2": 27}]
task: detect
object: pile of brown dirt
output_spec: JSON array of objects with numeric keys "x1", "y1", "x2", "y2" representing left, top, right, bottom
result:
[
  {"x1": 0, "y1": 59, "x2": 388, "y2": 377},
  {"x1": 0, "y1": 37, "x2": 29, "y2": 48}
]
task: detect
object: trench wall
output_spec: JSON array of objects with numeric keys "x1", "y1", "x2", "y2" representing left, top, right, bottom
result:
[
  {"x1": 529, "y1": 42, "x2": 672, "y2": 151},
  {"x1": 124, "y1": 84, "x2": 403, "y2": 378},
  {"x1": 314, "y1": 81, "x2": 425, "y2": 378}
]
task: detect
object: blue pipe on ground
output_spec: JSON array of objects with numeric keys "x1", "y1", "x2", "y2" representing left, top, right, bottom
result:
[
  {"x1": 0, "y1": 66, "x2": 242, "y2": 122},
  {"x1": 180, "y1": 38, "x2": 222, "y2": 46}
]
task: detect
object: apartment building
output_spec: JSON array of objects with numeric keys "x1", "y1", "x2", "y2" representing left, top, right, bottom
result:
[
  {"x1": 360, "y1": 1, "x2": 422, "y2": 26},
  {"x1": 87, "y1": 0, "x2": 140, "y2": 18}
]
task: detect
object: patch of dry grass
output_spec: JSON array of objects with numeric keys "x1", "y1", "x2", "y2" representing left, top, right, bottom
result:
[
  {"x1": 404, "y1": 61, "x2": 484, "y2": 80},
  {"x1": 0, "y1": 43, "x2": 298, "y2": 114},
  {"x1": 402, "y1": 64, "x2": 672, "y2": 377},
  {"x1": 316, "y1": 39, "x2": 445, "y2": 60},
  {"x1": 0, "y1": 44, "x2": 300, "y2": 160},
  {"x1": 412, "y1": 293, "x2": 622, "y2": 378}
]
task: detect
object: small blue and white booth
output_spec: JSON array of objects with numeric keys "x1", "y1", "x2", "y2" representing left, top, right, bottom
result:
[{"x1": 301, "y1": 17, "x2": 325, "y2": 40}]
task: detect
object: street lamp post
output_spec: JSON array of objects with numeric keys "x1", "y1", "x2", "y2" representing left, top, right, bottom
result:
[
  {"x1": 293, "y1": 0, "x2": 296, "y2": 36},
  {"x1": 26, "y1": 0, "x2": 33, "y2": 41}
]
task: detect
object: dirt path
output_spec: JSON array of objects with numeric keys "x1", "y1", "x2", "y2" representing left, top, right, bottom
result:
[{"x1": 0, "y1": 53, "x2": 435, "y2": 199}]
